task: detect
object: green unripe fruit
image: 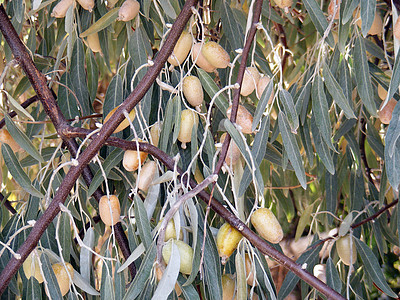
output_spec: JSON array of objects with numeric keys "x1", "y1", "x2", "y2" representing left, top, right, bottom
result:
[
  {"x1": 162, "y1": 239, "x2": 194, "y2": 275},
  {"x1": 336, "y1": 235, "x2": 357, "y2": 266}
]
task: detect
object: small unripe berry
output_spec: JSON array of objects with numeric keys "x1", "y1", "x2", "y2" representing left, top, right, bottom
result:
[
  {"x1": 220, "y1": 133, "x2": 241, "y2": 166},
  {"x1": 201, "y1": 41, "x2": 230, "y2": 69},
  {"x1": 226, "y1": 105, "x2": 254, "y2": 134},
  {"x1": 313, "y1": 264, "x2": 327, "y2": 283},
  {"x1": 0, "y1": 129, "x2": 22, "y2": 152},
  {"x1": 244, "y1": 254, "x2": 257, "y2": 286},
  {"x1": 222, "y1": 274, "x2": 236, "y2": 300},
  {"x1": 123, "y1": 143, "x2": 148, "y2": 172},
  {"x1": 168, "y1": 32, "x2": 192, "y2": 66},
  {"x1": 76, "y1": 0, "x2": 94, "y2": 11},
  {"x1": 162, "y1": 239, "x2": 194, "y2": 275},
  {"x1": 51, "y1": 0, "x2": 74, "y2": 18},
  {"x1": 256, "y1": 76, "x2": 274, "y2": 104},
  {"x1": 138, "y1": 160, "x2": 157, "y2": 191},
  {"x1": 23, "y1": 251, "x2": 44, "y2": 283},
  {"x1": 103, "y1": 105, "x2": 136, "y2": 133},
  {"x1": 191, "y1": 43, "x2": 217, "y2": 73},
  {"x1": 250, "y1": 208, "x2": 283, "y2": 244},
  {"x1": 86, "y1": 32, "x2": 101, "y2": 53},
  {"x1": 118, "y1": 0, "x2": 140, "y2": 22},
  {"x1": 178, "y1": 109, "x2": 198, "y2": 149},
  {"x1": 378, "y1": 98, "x2": 397, "y2": 124},
  {"x1": 240, "y1": 67, "x2": 260, "y2": 96},
  {"x1": 182, "y1": 76, "x2": 203, "y2": 107},
  {"x1": 328, "y1": 0, "x2": 340, "y2": 20},
  {"x1": 99, "y1": 195, "x2": 121, "y2": 226},
  {"x1": 336, "y1": 235, "x2": 357, "y2": 265},
  {"x1": 216, "y1": 223, "x2": 243, "y2": 264},
  {"x1": 52, "y1": 262, "x2": 74, "y2": 296}
]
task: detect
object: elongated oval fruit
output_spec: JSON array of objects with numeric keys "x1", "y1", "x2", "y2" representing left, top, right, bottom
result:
[
  {"x1": 52, "y1": 262, "x2": 74, "y2": 296},
  {"x1": 226, "y1": 105, "x2": 254, "y2": 134},
  {"x1": 51, "y1": 0, "x2": 74, "y2": 18},
  {"x1": 378, "y1": 98, "x2": 397, "y2": 124},
  {"x1": 313, "y1": 264, "x2": 326, "y2": 283},
  {"x1": 23, "y1": 251, "x2": 44, "y2": 283},
  {"x1": 336, "y1": 235, "x2": 357, "y2": 265},
  {"x1": 86, "y1": 32, "x2": 101, "y2": 53},
  {"x1": 241, "y1": 67, "x2": 260, "y2": 96},
  {"x1": 250, "y1": 208, "x2": 283, "y2": 244},
  {"x1": 150, "y1": 122, "x2": 161, "y2": 147},
  {"x1": 103, "y1": 105, "x2": 136, "y2": 133},
  {"x1": 256, "y1": 75, "x2": 274, "y2": 104},
  {"x1": 162, "y1": 239, "x2": 194, "y2": 275},
  {"x1": 191, "y1": 43, "x2": 217, "y2": 72},
  {"x1": 159, "y1": 218, "x2": 183, "y2": 241},
  {"x1": 244, "y1": 254, "x2": 257, "y2": 286},
  {"x1": 123, "y1": 143, "x2": 148, "y2": 172},
  {"x1": 183, "y1": 76, "x2": 203, "y2": 107},
  {"x1": 274, "y1": 0, "x2": 292, "y2": 9},
  {"x1": 222, "y1": 274, "x2": 236, "y2": 300},
  {"x1": 138, "y1": 160, "x2": 157, "y2": 191},
  {"x1": 118, "y1": 0, "x2": 140, "y2": 22},
  {"x1": 217, "y1": 223, "x2": 243, "y2": 264},
  {"x1": 77, "y1": 0, "x2": 94, "y2": 11},
  {"x1": 0, "y1": 129, "x2": 22, "y2": 152},
  {"x1": 168, "y1": 32, "x2": 192, "y2": 66},
  {"x1": 99, "y1": 195, "x2": 121, "y2": 226},
  {"x1": 220, "y1": 133, "x2": 241, "y2": 166},
  {"x1": 201, "y1": 41, "x2": 230, "y2": 69},
  {"x1": 178, "y1": 109, "x2": 198, "y2": 149},
  {"x1": 328, "y1": 0, "x2": 340, "y2": 20}
]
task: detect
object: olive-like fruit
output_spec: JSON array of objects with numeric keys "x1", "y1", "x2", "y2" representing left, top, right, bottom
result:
[
  {"x1": 250, "y1": 208, "x2": 283, "y2": 244},
  {"x1": 99, "y1": 195, "x2": 121, "y2": 226},
  {"x1": 336, "y1": 235, "x2": 357, "y2": 265},
  {"x1": 103, "y1": 105, "x2": 136, "y2": 133},
  {"x1": 313, "y1": 264, "x2": 326, "y2": 283},
  {"x1": 178, "y1": 109, "x2": 198, "y2": 149},
  {"x1": 220, "y1": 133, "x2": 241, "y2": 166},
  {"x1": 77, "y1": 0, "x2": 94, "y2": 11},
  {"x1": 122, "y1": 142, "x2": 148, "y2": 172},
  {"x1": 201, "y1": 41, "x2": 230, "y2": 69},
  {"x1": 168, "y1": 32, "x2": 192, "y2": 66},
  {"x1": 226, "y1": 105, "x2": 254, "y2": 134},
  {"x1": 216, "y1": 223, "x2": 243, "y2": 264},
  {"x1": 118, "y1": 0, "x2": 140, "y2": 22},
  {"x1": 240, "y1": 67, "x2": 260, "y2": 96},
  {"x1": 138, "y1": 160, "x2": 158, "y2": 192},
  {"x1": 51, "y1": 0, "x2": 74, "y2": 18},
  {"x1": 150, "y1": 122, "x2": 161, "y2": 147},
  {"x1": 23, "y1": 252, "x2": 44, "y2": 283},
  {"x1": 378, "y1": 98, "x2": 397, "y2": 124},
  {"x1": 191, "y1": 43, "x2": 217, "y2": 72},
  {"x1": 244, "y1": 254, "x2": 257, "y2": 286},
  {"x1": 162, "y1": 239, "x2": 194, "y2": 275},
  {"x1": 159, "y1": 218, "x2": 183, "y2": 241},
  {"x1": 256, "y1": 75, "x2": 274, "y2": 104},
  {"x1": 0, "y1": 129, "x2": 22, "y2": 152},
  {"x1": 86, "y1": 33, "x2": 101, "y2": 53},
  {"x1": 222, "y1": 274, "x2": 236, "y2": 300},
  {"x1": 52, "y1": 262, "x2": 74, "y2": 296},
  {"x1": 183, "y1": 76, "x2": 203, "y2": 107}
]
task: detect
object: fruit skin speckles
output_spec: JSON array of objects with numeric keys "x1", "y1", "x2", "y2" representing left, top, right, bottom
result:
[
  {"x1": 336, "y1": 235, "x2": 357, "y2": 266},
  {"x1": 216, "y1": 223, "x2": 243, "y2": 264},
  {"x1": 250, "y1": 208, "x2": 283, "y2": 244},
  {"x1": 99, "y1": 195, "x2": 121, "y2": 226},
  {"x1": 162, "y1": 239, "x2": 194, "y2": 275},
  {"x1": 240, "y1": 67, "x2": 260, "y2": 97},
  {"x1": 191, "y1": 43, "x2": 217, "y2": 73}
]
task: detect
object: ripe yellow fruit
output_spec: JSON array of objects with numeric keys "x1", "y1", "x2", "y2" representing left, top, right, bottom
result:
[
  {"x1": 23, "y1": 252, "x2": 44, "y2": 283},
  {"x1": 150, "y1": 122, "x2": 161, "y2": 147},
  {"x1": 99, "y1": 195, "x2": 121, "y2": 226},
  {"x1": 103, "y1": 105, "x2": 136, "y2": 133},
  {"x1": 0, "y1": 129, "x2": 22, "y2": 152},
  {"x1": 52, "y1": 262, "x2": 74, "y2": 296},
  {"x1": 336, "y1": 235, "x2": 357, "y2": 265},
  {"x1": 356, "y1": 10, "x2": 382, "y2": 36},
  {"x1": 123, "y1": 144, "x2": 148, "y2": 172},
  {"x1": 241, "y1": 67, "x2": 260, "y2": 96},
  {"x1": 378, "y1": 98, "x2": 397, "y2": 124},
  {"x1": 226, "y1": 105, "x2": 254, "y2": 134},
  {"x1": 191, "y1": 43, "x2": 217, "y2": 73},
  {"x1": 328, "y1": 0, "x2": 340, "y2": 20},
  {"x1": 168, "y1": 32, "x2": 193, "y2": 66},
  {"x1": 76, "y1": 0, "x2": 94, "y2": 11},
  {"x1": 118, "y1": 0, "x2": 140, "y2": 22},
  {"x1": 220, "y1": 133, "x2": 241, "y2": 166},
  {"x1": 216, "y1": 223, "x2": 243, "y2": 264},
  {"x1": 51, "y1": 0, "x2": 74, "y2": 18},
  {"x1": 201, "y1": 41, "x2": 230, "y2": 69},
  {"x1": 86, "y1": 33, "x2": 101, "y2": 53},
  {"x1": 244, "y1": 254, "x2": 257, "y2": 286},
  {"x1": 256, "y1": 76, "x2": 274, "y2": 104},
  {"x1": 250, "y1": 208, "x2": 283, "y2": 244},
  {"x1": 273, "y1": 0, "x2": 293, "y2": 9},
  {"x1": 222, "y1": 274, "x2": 236, "y2": 300},
  {"x1": 162, "y1": 218, "x2": 184, "y2": 241},
  {"x1": 178, "y1": 109, "x2": 198, "y2": 149},
  {"x1": 313, "y1": 264, "x2": 326, "y2": 283},
  {"x1": 162, "y1": 240, "x2": 194, "y2": 275},
  {"x1": 138, "y1": 160, "x2": 157, "y2": 191},
  {"x1": 183, "y1": 76, "x2": 203, "y2": 107}
]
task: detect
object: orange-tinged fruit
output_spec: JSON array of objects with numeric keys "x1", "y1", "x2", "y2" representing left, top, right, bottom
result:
[
  {"x1": 241, "y1": 67, "x2": 260, "y2": 96},
  {"x1": 336, "y1": 235, "x2": 357, "y2": 265},
  {"x1": 220, "y1": 133, "x2": 241, "y2": 166},
  {"x1": 217, "y1": 223, "x2": 243, "y2": 264},
  {"x1": 138, "y1": 160, "x2": 158, "y2": 191},
  {"x1": 250, "y1": 208, "x2": 283, "y2": 244},
  {"x1": 191, "y1": 43, "x2": 217, "y2": 72},
  {"x1": 103, "y1": 105, "x2": 136, "y2": 133},
  {"x1": 122, "y1": 141, "x2": 148, "y2": 171},
  {"x1": 178, "y1": 109, "x2": 198, "y2": 148},
  {"x1": 86, "y1": 32, "x2": 101, "y2": 53},
  {"x1": 256, "y1": 75, "x2": 274, "y2": 104},
  {"x1": 99, "y1": 195, "x2": 121, "y2": 226},
  {"x1": 244, "y1": 254, "x2": 257, "y2": 286},
  {"x1": 378, "y1": 98, "x2": 397, "y2": 124},
  {"x1": 226, "y1": 105, "x2": 254, "y2": 134},
  {"x1": 23, "y1": 252, "x2": 44, "y2": 283},
  {"x1": 162, "y1": 239, "x2": 194, "y2": 275},
  {"x1": 168, "y1": 32, "x2": 192, "y2": 66},
  {"x1": 313, "y1": 264, "x2": 326, "y2": 283},
  {"x1": 77, "y1": 0, "x2": 94, "y2": 11},
  {"x1": 183, "y1": 76, "x2": 203, "y2": 107},
  {"x1": 150, "y1": 122, "x2": 161, "y2": 147},
  {"x1": 0, "y1": 129, "x2": 22, "y2": 152},
  {"x1": 118, "y1": 0, "x2": 140, "y2": 22},
  {"x1": 51, "y1": 0, "x2": 74, "y2": 18},
  {"x1": 222, "y1": 274, "x2": 236, "y2": 300},
  {"x1": 52, "y1": 262, "x2": 74, "y2": 296},
  {"x1": 328, "y1": 0, "x2": 340, "y2": 20},
  {"x1": 201, "y1": 41, "x2": 230, "y2": 69}
]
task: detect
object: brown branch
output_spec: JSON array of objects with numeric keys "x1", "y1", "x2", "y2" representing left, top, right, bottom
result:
[
  {"x1": 0, "y1": 0, "x2": 197, "y2": 294},
  {"x1": 359, "y1": 118, "x2": 374, "y2": 186},
  {"x1": 0, "y1": 193, "x2": 17, "y2": 215}
]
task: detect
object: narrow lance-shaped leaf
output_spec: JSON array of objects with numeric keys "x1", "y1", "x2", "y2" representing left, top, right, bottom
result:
[
  {"x1": 360, "y1": 0, "x2": 376, "y2": 37},
  {"x1": 310, "y1": 117, "x2": 335, "y2": 175},
  {"x1": 80, "y1": 8, "x2": 119, "y2": 37},
  {"x1": 279, "y1": 89, "x2": 299, "y2": 133},
  {"x1": 385, "y1": 101, "x2": 400, "y2": 191},
  {"x1": 220, "y1": 0, "x2": 244, "y2": 51},
  {"x1": 253, "y1": 79, "x2": 273, "y2": 131},
  {"x1": 198, "y1": 68, "x2": 229, "y2": 115},
  {"x1": 383, "y1": 46, "x2": 400, "y2": 110}
]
